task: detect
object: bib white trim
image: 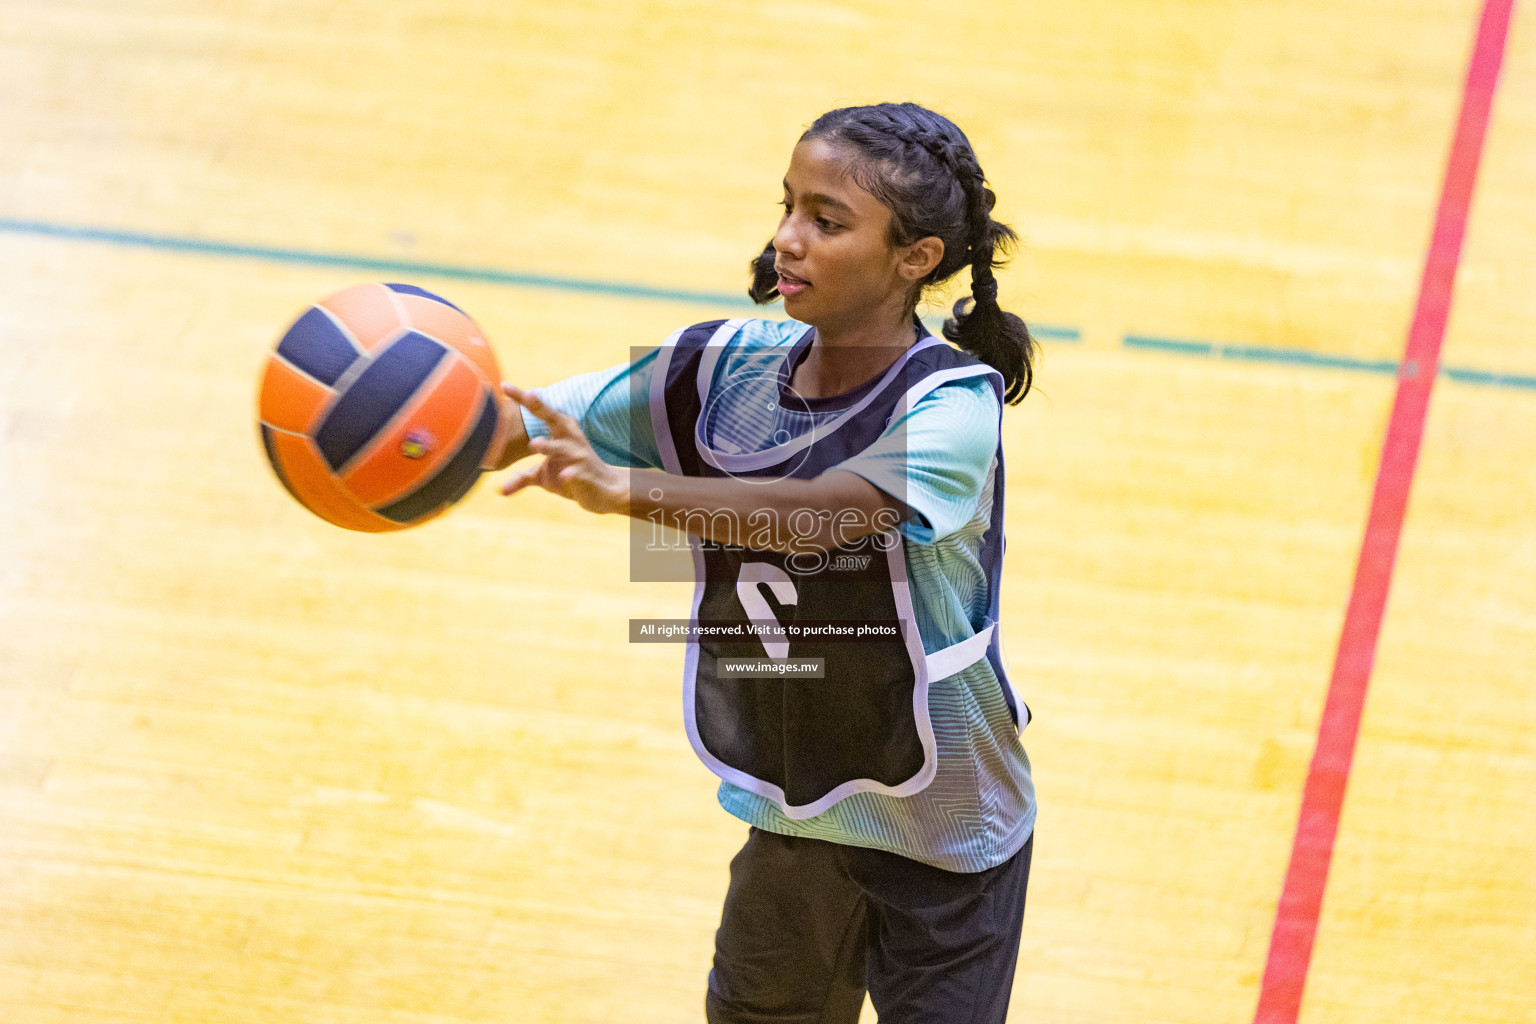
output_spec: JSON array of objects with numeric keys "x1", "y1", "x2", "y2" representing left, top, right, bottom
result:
[{"x1": 694, "y1": 332, "x2": 946, "y2": 474}]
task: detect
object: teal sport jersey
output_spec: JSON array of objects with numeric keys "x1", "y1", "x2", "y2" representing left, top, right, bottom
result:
[{"x1": 519, "y1": 318, "x2": 1035, "y2": 872}]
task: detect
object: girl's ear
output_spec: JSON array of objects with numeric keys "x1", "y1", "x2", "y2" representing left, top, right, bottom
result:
[{"x1": 898, "y1": 236, "x2": 945, "y2": 282}]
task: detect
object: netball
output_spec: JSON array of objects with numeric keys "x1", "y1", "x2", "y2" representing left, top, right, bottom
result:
[{"x1": 257, "y1": 282, "x2": 503, "y2": 532}]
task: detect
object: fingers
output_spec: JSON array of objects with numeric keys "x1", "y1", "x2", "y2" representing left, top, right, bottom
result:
[
  {"x1": 500, "y1": 456, "x2": 581, "y2": 498},
  {"x1": 502, "y1": 384, "x2": 579, "y2": 437},
  {"x1": 499, "y1": 438, "x2": 574, "y2": 498},
  {"x1": 500, "y1": 466, "x2": 539, "y2": 497},
  {"x1": 497, "y1": 384, "x2": 606, "y2": 507}
]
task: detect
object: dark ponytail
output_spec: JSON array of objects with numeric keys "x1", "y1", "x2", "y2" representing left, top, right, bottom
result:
[
  {"x1": 942, "y1": 152, "x2": 1035, "y2": 404},
  {"x1": 748, "y1": 239, "x2": 779, "y2": 304},
  {"x1": 747, "y1": 102, "x2": 1037, "y2": 404}
]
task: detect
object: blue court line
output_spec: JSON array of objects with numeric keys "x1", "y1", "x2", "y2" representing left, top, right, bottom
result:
[{"x1": 1125, "y1": 333, "x2": 1534, "y2": 390}]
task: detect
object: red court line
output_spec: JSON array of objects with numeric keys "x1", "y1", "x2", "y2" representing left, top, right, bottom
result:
[{"x1": 1253, "y1": 1, "x2": 1516, "y2": 1022}]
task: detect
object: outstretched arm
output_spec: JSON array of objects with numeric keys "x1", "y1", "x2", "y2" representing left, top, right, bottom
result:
[{"x1": 498, "y1": 385, "x2": 902, "y2": 555}]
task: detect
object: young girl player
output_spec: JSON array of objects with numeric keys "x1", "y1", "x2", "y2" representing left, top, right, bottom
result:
[{"x1": 493, "y1": 102, "x2": 1038, "y2": 1023}]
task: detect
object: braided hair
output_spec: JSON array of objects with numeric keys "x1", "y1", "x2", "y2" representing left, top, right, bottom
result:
[{"x1": 749, "y1": 102, "x2": 1036, "y2": 403}]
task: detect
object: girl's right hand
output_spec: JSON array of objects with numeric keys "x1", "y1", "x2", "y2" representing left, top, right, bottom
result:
[{"x1": 498, "y1": 385, "x2": 629, "y2": 517}]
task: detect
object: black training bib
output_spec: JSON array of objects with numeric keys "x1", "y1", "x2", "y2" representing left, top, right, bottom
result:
[{"x1": 650, "y1": 319, "x2": 1007, "y2": 818}]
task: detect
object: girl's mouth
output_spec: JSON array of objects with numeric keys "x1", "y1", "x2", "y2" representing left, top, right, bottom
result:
[{"x1": 776, "y1": 270, "x2": 809, "y2": 298}]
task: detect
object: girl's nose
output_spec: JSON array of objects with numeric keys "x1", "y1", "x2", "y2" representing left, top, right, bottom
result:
[{"x1": 772, "y1": 215, "x2": 804, "y2": 259}]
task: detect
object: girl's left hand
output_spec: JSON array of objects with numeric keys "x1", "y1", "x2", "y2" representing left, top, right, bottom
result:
[{"x1": 498, "y1": 384, "x2": 628, "y2": 516}]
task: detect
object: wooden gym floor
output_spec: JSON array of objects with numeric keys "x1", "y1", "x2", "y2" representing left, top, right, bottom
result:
[{"x1": 1, "y1": 1, "x2": 1532, "y2": 1021}]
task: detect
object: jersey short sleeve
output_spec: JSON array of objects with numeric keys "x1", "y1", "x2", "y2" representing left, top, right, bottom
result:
[
  {"x1": 519, "y1": 348, "x2": 662, "y2": 470},
  {"x1": 832, "y1": 375, "x2": 1001, "y2": 544}
]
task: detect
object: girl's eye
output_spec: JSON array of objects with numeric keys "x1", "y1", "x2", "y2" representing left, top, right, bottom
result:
[{"x1": 777, "y1": 199, "x2": 839, "y2": 232}]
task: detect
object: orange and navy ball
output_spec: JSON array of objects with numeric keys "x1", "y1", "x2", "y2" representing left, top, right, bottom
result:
[{"x1": 257, "y1": 282, "x2": 503, "y2": 532}]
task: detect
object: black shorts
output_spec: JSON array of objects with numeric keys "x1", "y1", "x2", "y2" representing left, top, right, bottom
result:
[{"x1": 705, "y1": 827, "x2": 1033, "y2": 1024}]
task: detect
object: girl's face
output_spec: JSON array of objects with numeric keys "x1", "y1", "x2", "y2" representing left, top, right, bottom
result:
[{"x1": 772, "y1": 138, "x2": 936, "y2": 334}]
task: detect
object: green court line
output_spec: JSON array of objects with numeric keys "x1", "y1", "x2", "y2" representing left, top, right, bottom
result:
[
  {"x1": 0, "y1": 216, "x2": 1074, "y2": 340},
  {"x1": 1126, "y1": 332, "x2": 1532, "y2": 390},
  {"x1": 0, "y1": 216, "x2": 762, "y2": 309},
  {"x1": 1123, "y1": 335, "x2": 1215, "y2": 356},
  {"x1": 920, "y1": 314, "x2": 1079, "y2": 341},
  {"x1": 1, "y1": 217, "x2": 1527, "y2": 389},
  {"x1": 1217, "y1": 343, "x2": 1398, "y2": 374},
  {"x1": 1442, "y1": 366, "x2": 1536, "y2": 390}
]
